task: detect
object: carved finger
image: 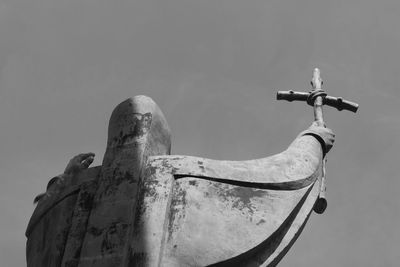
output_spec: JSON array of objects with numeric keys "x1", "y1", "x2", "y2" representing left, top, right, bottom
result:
[
  {"x1": 65, "y1": 153, "x2": 95, "y2": 174},
  {"x1": 46, "y1": 176, "x2": 62, "y2": 190},
  {"x1": 74, "y1": 153, "x2": 95, "y2": 163},
  {"x1": 80, "y1": 155, "x2": 94, "y2": 169},
  {"x1": 33, "y1": 193, "x2": 46, "y2": 204}
]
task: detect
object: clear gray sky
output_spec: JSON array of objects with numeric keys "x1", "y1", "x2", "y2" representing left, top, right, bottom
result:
[{"x1": 0, "y1": 0, "x2": 399, "y2": 266}]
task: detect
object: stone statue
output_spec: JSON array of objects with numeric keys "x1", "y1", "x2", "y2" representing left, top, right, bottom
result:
[{"x1": 26, "y1": 69, "x2": 358, "y2": 266}]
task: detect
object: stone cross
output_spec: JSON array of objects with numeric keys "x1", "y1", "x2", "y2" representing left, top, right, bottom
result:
[{"x1": 26, "y1": 69, "x2": 353, "y2": 266}]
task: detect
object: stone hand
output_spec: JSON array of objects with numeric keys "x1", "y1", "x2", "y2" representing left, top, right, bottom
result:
[
  {"x1": 34, "y1": 153, "x2": 95, "y2": 204},
  {"x1": 64, "y1": 152, "x2": 95, "y2": 175},
  {"x1": 306, "y1": 122, "x2": 335, "y2": 154}
]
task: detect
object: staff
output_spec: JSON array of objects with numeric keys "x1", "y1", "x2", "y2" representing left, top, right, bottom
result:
[{"x1": 277, "y1": 68, "x2": 358, "y2": 213}]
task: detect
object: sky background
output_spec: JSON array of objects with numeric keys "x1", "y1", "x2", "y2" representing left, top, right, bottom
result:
[{"x1": 0, "y1": 0, "x2": 399, "y2": 266}]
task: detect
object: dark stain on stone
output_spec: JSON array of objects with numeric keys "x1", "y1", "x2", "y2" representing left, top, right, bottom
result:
[
  {"x1": 225, "y1": 187, "x2": 266, "y2": 204},
  {"x1": 143, "y1": 177, "x2": 160, "y2": 203},
  {"x1": 77, "y1": 190, "x2": 93, "y2": 211},
  {"x1": 87, "y1": 226, "x2": 103, "y2": 237},
  {"x1": 197, "y1": 160, "x2": 205, "y2": 172},
  {"x1": 100, "y1": 222, "x2": 128, "y2": 255},
  {"x1": 56, "y1": 225, "x2": 70, "y2": 253},
  {"x1": 133, "y1": 192, "x2": 145, "y2": 233},
  {"x1": 133, "y1": 112, "x2": 152, "y2": 137},
  {"x1": 129, "y1": 252, "x2": 148, "y2": 266},
  {"x1": 99, "y1": 167, "x2": 139, "y2": 198},
  {"x1": 124, "y1": 171, "x2": 135, "y2": 183},
  {"x1": 145, "y1": 165, "x2": 157, "y2": 178},
  {"x1": 168, "y1": 183, "x2": 187, "y2": 240},
  {"x1": 109, "y1": 112, "x2": 152, "y2": 147},
  {"x1": 159, "y1": 158, "x2": 179, "y2": 174},
  {"x1": 256, "y1": 219, "x2": 266, "y2": 225},
  {"x1": 64, "y1": 259, "x2": 78, "y2": 267},
  {"x1": 119, "y1": 132, "x2": 136, "y2": 146},
  {"x1": 217, "y1": 186, "x2": 267, "y2": 215},
  {"x1": 189, "y1": 180, "x2": 197, "y2": 186}
]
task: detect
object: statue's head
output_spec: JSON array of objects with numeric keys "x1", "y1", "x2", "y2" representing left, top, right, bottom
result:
[{"x1": 105, "y1": 95, "x2": 172, "y2": 159}]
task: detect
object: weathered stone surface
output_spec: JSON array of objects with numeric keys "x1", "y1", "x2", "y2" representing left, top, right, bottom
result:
[
  {"x1": 140, "y1": 133, "x2": 323, "y2": 266},
  {"x1": 26, "y1": 166, "x2": 101, "y2": 267},
  {"x1": 78, "y1": 95, "x2": 171, "y2": 267},
  {"x1": 26, "y1": 95, "x2": 330, "y2": 267}
]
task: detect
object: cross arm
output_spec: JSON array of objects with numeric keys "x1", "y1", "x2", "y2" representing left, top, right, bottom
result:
[{"x1": 277, "y1": 90, "x2": 359, "y2": 113}]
